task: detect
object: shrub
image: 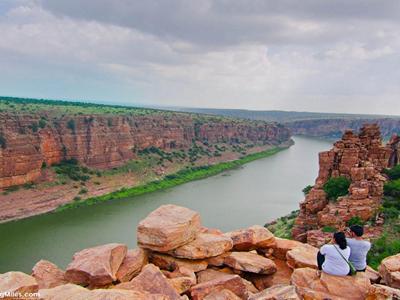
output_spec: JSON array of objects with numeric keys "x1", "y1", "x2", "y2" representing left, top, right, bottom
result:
[
  {"x1": 323, "y1": 176, "x2": 351, "y2": 201},
  {"x1": 322, "y1": 226, "x2": 336, "y2": 233},
  {"x1": 79, "y1": 188, "x2": 88, "y2": 194},
  {"x1": 0, "y1": 134, "x2": 6, "y2": 149},
  {"x1": 30, "y1": 122, "x2": 39, "y2": 132},
  {"x1": 368, "y1": 233, "x2": 400, "y2": 270},
  {"x1": 384, "y1": 165, "x2": 400, "y2": 180},
  {"x1": 67, "y1": 119, "x2": 76, "y2": 133},
  {"x1": 384, "y1": 179, "x2": 400, "y2": 198},
  {"x1": 302, "y1": 185, "x2": 313, "y2": 195},
  {"x1": 41, "y1": 162, "x2": 47, "y2": 169},
  {"x1": 347, "y1": 216, "x2": 365, "y2": 227},
  {"x1": 73, "y1": 196, "x2": 81, "y2": 201},
  {"x1": 38, "y1": 118, "x2": 47, "y2": 128}
]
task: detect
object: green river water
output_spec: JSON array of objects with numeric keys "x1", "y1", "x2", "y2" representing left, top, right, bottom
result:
[{"x1": 0, "y1": 136, "x2": 331, "y2": 272}]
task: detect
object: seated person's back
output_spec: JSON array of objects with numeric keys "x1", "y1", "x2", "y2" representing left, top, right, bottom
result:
[
  {"x1": 320, "y1": 243, "x2": 351, "y2": 276},
  {"x1": 346, "y1": 225, "x2": 371, "y2": 271}
]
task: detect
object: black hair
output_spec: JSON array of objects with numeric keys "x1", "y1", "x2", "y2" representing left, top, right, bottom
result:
[
  {"x1": 334, "y1": 231, "x2": 347, "y2": 250},
  {"x1": 350, "y1": 225, "x2": 364, "y2": 237}
]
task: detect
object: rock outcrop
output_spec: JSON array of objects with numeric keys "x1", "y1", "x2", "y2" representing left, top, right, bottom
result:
[
  {"x1": 1, "y1": 204, "x2": 399, "y2": 299},
  {"x1": 292, "y1": 124, "x2": 392, "y2": 243},
  {"x1": 0, "y1": 111, "x2": 291, "y2": 189}
]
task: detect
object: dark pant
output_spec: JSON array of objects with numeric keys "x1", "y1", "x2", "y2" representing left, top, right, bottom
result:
[{"x1": 317, "y1": 251, "x2": 325, "y2": 270}]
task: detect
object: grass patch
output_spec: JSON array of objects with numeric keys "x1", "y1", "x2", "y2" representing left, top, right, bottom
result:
[
  {"x1": 56, "y1": 146, "x2": 287, "y2": 212},
  {"x1": 266, "y1": 210, "x2": 299, "y2": 239},
  {"x1": 302, "y1": 185, "x2": 313, "y2": 195}
]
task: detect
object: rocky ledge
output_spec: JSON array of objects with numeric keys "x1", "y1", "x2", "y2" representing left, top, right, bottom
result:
[{"x1": 1, "y1": 204, "x2": 399, "y2": 299}]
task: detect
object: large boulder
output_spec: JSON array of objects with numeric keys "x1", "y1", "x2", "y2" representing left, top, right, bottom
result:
[
  {"x1": 271, "y1": 238, "x2": 304, "y2": 260},
  {"x1": 137, "y1": 205, "x2": 201, "y2": 252},
  {"x1": 378, "y1": 253, "x2": 400, "y2": 288},
  {"x1": 149, "y1": 252, "x2": 208, "y2": 272},
  {"x1": 115, "y1": 264, "x2": 181, "y2": 300},
  {"x1": 291, "y1": 267, "x2": 372, "y2": 300},
  {"x1": 0, "y1": 271, "x2": 38, "y2": 296},
  {"x1": 203, "y1": 289, "x2": 242, "y2": 300},
  {"x1": 190, "y1": 274, "x2": 248, "y2": 300},
  {"x1": 248, "y1": 284, "x2": 300, "y2": 300},
  {"x1": 65, "y1": 243, "x2": 127, "y2": 288},
  {"x1": 116, "y1": 248, "x2": 147, "y2": 282},
  {"x1": 286, "y1": 244, "x2": 318, "y2": 269},
  {"x1": 31, "y1": 260, "x2": 67, "y2": 289},
  {"x1": 224, "y1": 225, "x2": 275, "y2": 251},
  {"x1": 39, "y1": 283, "x2": 169, "y2": 300},
  {"x1": 224, "y1": 252, "x2": 277, "y2": 275},
  {"x1": 367, "y1": 284, "x2": 400, "y2": 300},
  {"x1": 169, "y1": 233, "x2": 233, "y2": 259}
]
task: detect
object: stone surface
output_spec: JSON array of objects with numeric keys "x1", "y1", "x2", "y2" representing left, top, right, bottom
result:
[
  {"x1": 203, "y1": 289, "x2": 242, "y2": 300},
  {"x1": 31, "y1": 260, "x2": 67, "y2": 289},
  {"x1": 0, "y1": 271, "x2": 38, "y2": 295},
  {"x1": 365, "y1": 266, "x2": 381, "y2": 284},
  {"x1": 115, "y1": 264, "x2": 181, "y2": 300},
  {"x1": 115, "y1": 248, "x2": 147, "y2": 282},
  {"x1": 224, "y1": 225, "x2": 275, "y2": 251},
  {"x1": 39, "y1": 283, "x2": 169, "y2": 300},
  {"x1": 271, "y1": 238, "x2": 304, "y2": 260},
  {"x1": 65, "y1": 243, "x2": 127, "y2": 288},
  {"x1": 286, "y1": 244, "x2": 318, "y2": 269},
  {"x1": 206, "y1": 252, "x2": 231, "y2": 267},
  {"x1": 196, "y1": 269, "x2": 257, "y2": 293},
  {"x1": 378, "y1": 253, "x2": 400, "y2": 288},
  {"x1": 291, "y1": 267, "x2": 372, "y2": 300},
  {"x1": 169, "y1": 233, "x2": 233, "y2": 259},
  {"x1": 224, "y1": 252, "x2": 277, "y2": 274},
  {"x1": 190, "y1": 274, "x2": 248, "y2": 300},
  {"x1": 367, "y1": 284, "x2": 400, "y2": 300},
  {"x1": 249, "y1": 284, "x2": 300, "y2": 300},
  {"x1": 137, "y1": 205, "x2": 202, "y2": 252},
  {"x1": 149, "y1": 252, "x2": 208, "y2": 272}
]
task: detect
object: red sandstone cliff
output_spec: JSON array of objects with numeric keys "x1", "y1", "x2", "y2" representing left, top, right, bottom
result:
[
  {"x1": 292, "y1": 124, "x2": 396, "y2": 244},
  {"x1": 0, "y1": 113, "x2": 290, "y2": 189}
]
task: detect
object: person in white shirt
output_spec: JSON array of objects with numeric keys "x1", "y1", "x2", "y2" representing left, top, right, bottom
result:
[
  {"x1": 317, "y1": 231, "x2": 351, "y2": 276},
  {"x1": 346, "y1": 225, "x2": 371, "y2": 272}
]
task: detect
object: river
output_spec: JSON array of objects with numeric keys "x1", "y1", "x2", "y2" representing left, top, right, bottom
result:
[{"x1": 0, "y1": 136, "x2": 331, "y2": 272}]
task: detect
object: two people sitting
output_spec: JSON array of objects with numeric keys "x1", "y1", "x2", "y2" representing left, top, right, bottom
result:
[{"x1": 317, "y1": 225, "x2": 371, "y2": 276}]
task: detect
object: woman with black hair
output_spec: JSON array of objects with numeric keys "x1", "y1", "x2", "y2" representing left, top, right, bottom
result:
[{"x1": 317, "y1": 231, "x2": 351, "y2": 276}]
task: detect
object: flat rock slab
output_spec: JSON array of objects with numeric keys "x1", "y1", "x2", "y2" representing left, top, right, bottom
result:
[
  {"x1": 116, "y1": 248, "x2": 148, "y2": 282},
  {"x1": 115, "y1": 264, "x2": 181, "y2": 300},
  {"x1": 286, "y1": 244, "x2": 318, "y2": 269},
  {"x1": 0, "y1": 271, "x2": 38, "y2": 295},
  {"x1": 190, "y1": 274, "x2": 248, "y2": 300},
  {"x1": 203, "y1": 289, "x2": 242, "y2": 300},
  {"x1": 249, "y1": 284, "x2": 300, "y2": 300},
  {"x1": 32, "y1": 260, "x2": 67, "y2": 289},
  {"x1": 224, "y1": 225, "x2": 275, "y2": 251},
  {"x1": 378, "y1": 253, "x2": 400, "y2": 288},
  {"x1": 272, "y1": 238, "x2": 304, "y2": 260},
  {"x1": 370, "y1": 284, "x2": 400, "y2": 299},
  {"x1": 65, "y1": 243, "x2": 127, "y2": 288},
  {"x1": 137, "y1": 205, "x2": 201, "y2": 252},
  {"x1": 224, "y1": 252, "x2": 277, "y2": 274},
  {"x1": 169, "y1": 233, "x2": 233, "y2": 259},
  {"x1": 291, "y1": 267, "x2": 372, "y2": 300},
  {"x1": 39, "y1": 283, "x2": 169, "y2": 300},
  {"x1": 149, "y1": 252, "x2": 208, "y2": 273}
]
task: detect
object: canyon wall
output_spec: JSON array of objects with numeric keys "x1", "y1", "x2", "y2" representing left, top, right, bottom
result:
[
  {"x1": 0, "y1": 113, "x2": 291, "y2": 189},
  {"x1": 292, "y1": 124, "x2": 397, "y2": 244},
  {"x1": 287, "y1": 118, "x2": 400, "y2": 139}
]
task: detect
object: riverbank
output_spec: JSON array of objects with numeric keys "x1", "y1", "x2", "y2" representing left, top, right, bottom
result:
[{"x1": 55, "y1": 145, "x2": 290, "y2": 212}]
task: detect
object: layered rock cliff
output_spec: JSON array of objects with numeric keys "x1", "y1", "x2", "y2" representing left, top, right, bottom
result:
[
  {"x1": 292, "y1": 124, "x2": 398, "y2": 244},
  {"x1": 0, "y1": 112, "x2": 291, "y2": 189},
  {"x1": 287, "y1": 118, "x2": 400, "y2": 139}
]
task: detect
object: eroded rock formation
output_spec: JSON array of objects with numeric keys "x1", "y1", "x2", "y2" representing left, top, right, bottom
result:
[
  {"x1": 0, "y1": 112, "x2": 291, "y2": 189},
  {"x1": 1, "y1": 204, "x2": 399, "y2": 299},
  {"x1": 292, "y1": 124, "x2": 392, "y2": 244}
]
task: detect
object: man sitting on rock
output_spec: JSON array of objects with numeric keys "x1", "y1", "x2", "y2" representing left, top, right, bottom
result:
[{"x1": 346, "y1": 225, "x2": 371, "y2": 272}]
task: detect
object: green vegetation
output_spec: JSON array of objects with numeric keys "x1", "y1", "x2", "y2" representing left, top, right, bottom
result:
[
  {"x1": 67, "y1": 119, "x2": 76, "y2": 133},
  {"x1": 346, "y1": 216, "x2": 364, "y2": 227},
  {"x1": 322, "y1": 226, "x2": 336, "y2": 233},
  {"x1": 56, "y1": 146, "x2": 287, "y2": 212},
  {"x1": 0, "y1": 134, "x2": 6, "y2": 149},
  {"x1": 54, "y1": 159, "x2": 91, "y2": 182},
  {"x1": 302, "y1": 185, "x2": 313, "y2": 195},
  {"x1": 323, "y1": 176, "x2": 351, "y2": 201},
  {"x1": 266, "y1": 210, "x2": 299, "y2": 239},
  {"x1": 367, "y1": 168, "x2": 400, "y2": 269},
  {"x1": 38, "y1": 118, "x2": 47, "y2": 129}
]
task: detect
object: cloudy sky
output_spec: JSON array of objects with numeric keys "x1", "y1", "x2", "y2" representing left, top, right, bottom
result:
[{"x1": 0, "y1": 0, "x2": 399, "y2": 114}]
